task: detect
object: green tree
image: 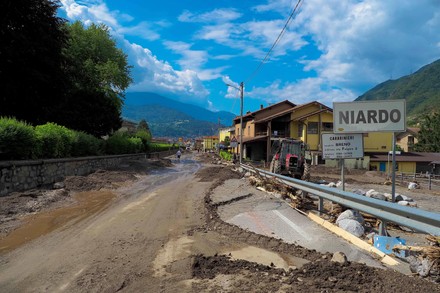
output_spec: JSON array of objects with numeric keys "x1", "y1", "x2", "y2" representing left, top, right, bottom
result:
[
  {"x1": 0, "y1": 0, "x2": 68, "y2": 125},
  {"x1": 59, "y1": 21, "x2": 132, "y2": 136},
  {"x1": 413, "y1": 112, "x2": 440, "y2": 152}
]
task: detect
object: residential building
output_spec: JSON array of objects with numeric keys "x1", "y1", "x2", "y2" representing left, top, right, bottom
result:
[
  {"x1": 202, "y1": 136, "x2": 219, "y2": 151},
  {"x1": 396, "y1": 127, "x2": 420, "y2": 152}
]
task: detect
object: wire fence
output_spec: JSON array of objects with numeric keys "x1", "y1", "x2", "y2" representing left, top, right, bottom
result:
[{"x1": 397, "y1": 172, "x2": 440, "y2": 191}]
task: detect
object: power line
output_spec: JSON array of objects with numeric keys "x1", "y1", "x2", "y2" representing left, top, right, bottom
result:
[{"x1": 245, "y1": 0, "x2": 303, "y2": 84}]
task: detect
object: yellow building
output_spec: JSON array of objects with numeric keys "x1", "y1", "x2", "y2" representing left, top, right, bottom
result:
[
  {"x1": 219, "y1": 127, "x2": 234, "y2": 144},
  {"x1": 290, "y1": 102, "x2": 333, "y2": 151},
  {"x1": 202, "y1": 136, "x2": 219, "y2": 151}
]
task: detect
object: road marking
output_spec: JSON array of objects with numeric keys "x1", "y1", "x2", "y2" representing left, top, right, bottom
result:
[{"x1": 272, "y1": 210, "x2": 312, "y2": 241}]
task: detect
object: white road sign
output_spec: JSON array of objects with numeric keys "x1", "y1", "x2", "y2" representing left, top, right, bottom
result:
[
  {"x1": 322, "y1": 133, "x2": 364, "y2": 159},
  {"x1": 333, "y1": 100, "x2": 406, "y2": 133}
]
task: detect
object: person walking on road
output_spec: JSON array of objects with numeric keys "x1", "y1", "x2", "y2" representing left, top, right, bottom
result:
[{"x1": 176, "y1": 149, "x2": 182, "y2": 161}]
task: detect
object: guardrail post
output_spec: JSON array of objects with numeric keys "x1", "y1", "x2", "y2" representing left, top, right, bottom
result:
[
  {"x1": 379, "y1": 220, "x2": 387, "y2": 236},
  {"x1": 318, "y1": 197, "x2": 324, "y2": 216}
]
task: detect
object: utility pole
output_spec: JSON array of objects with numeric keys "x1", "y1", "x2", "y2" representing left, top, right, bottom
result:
[
  {"x1": 225, "y1": 81, "x2": 244, "y2": 164},
  {"x1": 239, "y1": 82, "x2": 244, "y2": 164}
]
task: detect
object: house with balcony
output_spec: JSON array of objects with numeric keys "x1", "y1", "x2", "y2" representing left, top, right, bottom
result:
[{"x1": 233, "y1": 100, "x2": 296, "y2": 161}]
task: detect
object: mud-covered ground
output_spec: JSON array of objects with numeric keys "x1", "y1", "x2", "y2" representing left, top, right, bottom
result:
[
  {"x1": 0, "y1": 158, "x2": 172, "y2": 238},
  {"x1": 0, "y1": 153, "x2": 438, "y2": 292}
]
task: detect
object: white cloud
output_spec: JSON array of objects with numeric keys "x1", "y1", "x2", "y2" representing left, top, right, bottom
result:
[
  {"x1": 60, "y1": 0, "x2": 210, "y2": 104},
  {"x1": 163, "y1": 41, "x2": 228, "y2": 81},
  {"x1": 222, "y1": 76, "x2": 242, "y2": 99},
  {"x1": 126, "y1": 42, "x2": 209, "y2": 100},
  {"x1": 245, "y1": 0, "x2": 440, "y2": 106},
  {"x1": 296, "y1": 0, "x2": 440, "y2": 87},
  {"x1": 246, "y1": 78, "x2": 356, "y2": 107},
  {"x1": 178, "y1": 8, "x2": 242, "y2": 23}
]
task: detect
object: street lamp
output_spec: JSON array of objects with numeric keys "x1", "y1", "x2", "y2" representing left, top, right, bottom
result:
[{"x1": 225, "y1": 82, "x2": 244, "y2": 164}]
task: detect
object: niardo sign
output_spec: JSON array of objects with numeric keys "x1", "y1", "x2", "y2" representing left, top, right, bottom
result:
[{"x1": 333, "y1": 100, "x2": 406, "y2": 133}]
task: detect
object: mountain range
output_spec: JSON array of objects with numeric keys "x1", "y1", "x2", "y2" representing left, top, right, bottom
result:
[
  {"x1": 356, "y1": 59, "x2": 440, "y2": 125},
  {"x1": 122, "y1": 92, "x2": 236, "y2": 138}
]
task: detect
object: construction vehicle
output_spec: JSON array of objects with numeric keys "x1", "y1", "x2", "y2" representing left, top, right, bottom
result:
[{"x1": 269, "y1": 138, "x2": 311, "y2": 181}]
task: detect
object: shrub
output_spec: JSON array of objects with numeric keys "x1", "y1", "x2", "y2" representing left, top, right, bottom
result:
[
  {"x1": 72, "y1": 131, "x2": 104, "y2": 157},
  {"x1": 134, "y1": 130, "x2": 151, "y2": 151},
  {"x1": 220, "y1": 150, "x2": 233, "y2": 161},
  {"x1": 128, "y1": 137, "x2": 143, "y2": 153},
  {"x1": 105, "y1": 132, "x2": 143, "y2": 155},
  {"x1": 0, "y1": 117, "x2": 36, "y2": 160},
  {"x1": 35, "y1": 123, "x2": 76, "y2": 158}
]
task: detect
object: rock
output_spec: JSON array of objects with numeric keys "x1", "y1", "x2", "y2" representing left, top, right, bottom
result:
[
  {"x1": 335, "y1": 181, "x2": 343, "y2": 187},
  {"x1": 327, "y1": 182, "x2": 337, "y2": 188},
  {"x1": 383, "y1": 193, "x2": 392, "y2": 201},
  {"x1": 336, "y1": 209, "x2": 365, "y2": 225},
  {"x1": 352, "y1": 189, "x2": 366, "y2": 196},
  {"x1": 408, "y1": 256, "x2": 435, "y2": 277},
  {"x1": 328, "y1": 277, "x2": 338, "y2": 282},
  {"x1": 365, "y1": 189, "x2": 376, "y2": 197},
  {"x1": 369, "y1": 192, "x2": 386, "y2": 201},
  {"x1": 397, "y1": 200, "x2": 417, "y2": 207},
  {"x1": 408, "y1": 182, "x2": 419, "y2": 190},
  {"x1": 337, "y1": 218, "x2": 365, "y2": 237},
  {"x1": 331, "y1": 252, "x2": 347, "y2": 264},
  {"x1": 53, "y1": 182, "x2": 65, "y2": 189}
]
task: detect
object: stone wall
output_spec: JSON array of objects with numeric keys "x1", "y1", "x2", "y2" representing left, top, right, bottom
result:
[{"x1": 0, "y1": 151, "x2": 175, "y2": 196}]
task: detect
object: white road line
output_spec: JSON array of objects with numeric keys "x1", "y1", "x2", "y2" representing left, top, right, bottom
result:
[{"x1": 272, "y1": 210, "x2": 312, "y2": 241}]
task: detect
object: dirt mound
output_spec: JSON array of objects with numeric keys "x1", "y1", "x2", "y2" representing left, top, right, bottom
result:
[
  {"x1": 192, "y1": 254, "x2": 440, "y2": 292},
  {"x1": 195, "y1": 166, "x2": 242, "y2": 183},
  {"x1": 64, "y1": 170, "x2": 138, "y2": 192}
]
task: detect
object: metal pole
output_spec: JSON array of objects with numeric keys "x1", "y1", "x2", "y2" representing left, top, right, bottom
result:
[
  {"x1": 341, "y1": 159, "x2": 345, "y2": 191},
  {"x1": 391, "y1": 133, "x2": 396, "y2": 202},
  {"x1": 239, "y1": 82, "x2": 244, "y2": 164}
]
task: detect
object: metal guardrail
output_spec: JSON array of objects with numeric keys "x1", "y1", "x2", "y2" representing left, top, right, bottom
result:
[{"x1": 240, "y1": 164, "x2": 440, "y2": 236}]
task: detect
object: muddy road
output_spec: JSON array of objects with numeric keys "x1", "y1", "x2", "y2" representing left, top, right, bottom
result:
[{"x1": 0, "y1": 153, "x2": 438, "y2": 292}]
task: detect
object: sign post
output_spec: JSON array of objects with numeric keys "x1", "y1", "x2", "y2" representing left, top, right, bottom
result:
[
  {"x1": 333, "y1": 100, "x2": 406, "y2": 234},
  {"x1": 322, "y1": 133, "x2": 364, "y2": 191}
]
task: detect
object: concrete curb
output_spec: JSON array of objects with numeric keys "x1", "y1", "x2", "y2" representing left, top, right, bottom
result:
[{"x1": 307, "y1": 212, "x2": 403, "y2": 267}]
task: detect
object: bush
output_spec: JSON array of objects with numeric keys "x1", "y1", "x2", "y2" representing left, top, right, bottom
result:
[
  {"x1": 220, "y1": 150, "x2": 232, "y2": 161},
  {"x1": 35, "y1": 123, "x2": 76, "y2": 158},
  {"x1": 72, "y1": 131, "x2": 104, "y2": 157},
  {"x1": 128, "y1": 137, "x2": 143, "y2": 153},
  {"x1": 148, "y1": 143, "x2": 176, "y2": 152},
  {"x1": 0, "y1": 117, "x2": 36, "y2": 160},
  {"x1": 134, "y1": 130, "x2": 151, "y2": 151},
  {"x1": 106, "y1": 132, "x2": 143, "y2": 155}
]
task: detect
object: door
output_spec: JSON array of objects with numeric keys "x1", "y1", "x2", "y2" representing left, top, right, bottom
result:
[{"x1": 379, "y1": 162, "x2": 386, "y2": 172}]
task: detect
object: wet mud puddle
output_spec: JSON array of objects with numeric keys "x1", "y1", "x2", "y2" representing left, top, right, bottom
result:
[{"x1": 0, "y1": 191, "x2": 115, "y2": 255}]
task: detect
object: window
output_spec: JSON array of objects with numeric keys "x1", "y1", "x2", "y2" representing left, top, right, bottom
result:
[
  {"x1": 408, "y1": 136, "x2": 414, "y2": 144},
  {"x1": 307, "y1": 122, "x2": 318, "y2": 134},
  {"x1": 298, "y1": 124, "x2": 303, "y2": 137},
  {"x1": 322, "y1": 122, "x2": 333, "y2": 131}
]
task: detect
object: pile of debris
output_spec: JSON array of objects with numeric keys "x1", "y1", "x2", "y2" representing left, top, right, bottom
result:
[{"x1": 394, "y1": 236, "x2": 440, "y2": 279}]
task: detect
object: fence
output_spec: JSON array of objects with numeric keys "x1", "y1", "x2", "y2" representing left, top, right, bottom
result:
[{"x1": 397, "y1": 172, "x2": 440, "y2": 191}]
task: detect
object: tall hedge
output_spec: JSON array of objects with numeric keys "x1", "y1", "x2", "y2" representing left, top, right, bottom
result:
[
  {"x1": 35, "y1": 123, "x2": 76, "y2": 158},
  {"x1": 0, "y1": 117, "x2": 36, "y2": 160}
]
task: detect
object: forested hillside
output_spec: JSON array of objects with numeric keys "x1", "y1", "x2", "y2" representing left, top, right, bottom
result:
[{"x1": 356, "y1": 59, "x2": 440, "y2": 124}]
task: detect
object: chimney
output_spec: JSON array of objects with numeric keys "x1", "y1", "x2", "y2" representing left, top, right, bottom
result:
[{"x1": 260, "y1": 105, "x2": 263, "y2": 110}]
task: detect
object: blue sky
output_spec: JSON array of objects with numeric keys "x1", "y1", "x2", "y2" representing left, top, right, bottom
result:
[{"x1": 59, "y1": 0, "x2": 440, "y2": 116}]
